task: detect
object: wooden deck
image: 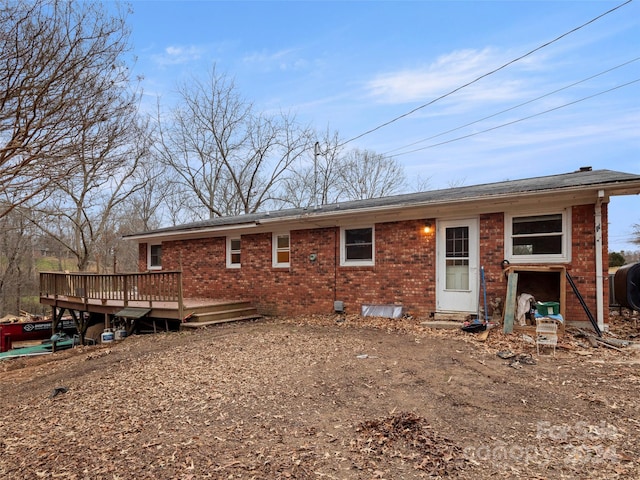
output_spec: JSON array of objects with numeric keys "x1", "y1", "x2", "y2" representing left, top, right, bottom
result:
[{"x1": 39, "y1": 271, "x2": 261, "y2": 327}]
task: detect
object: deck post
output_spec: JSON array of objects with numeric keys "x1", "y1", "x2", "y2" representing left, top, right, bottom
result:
[
  {"x1": 51, "y1": 306, "x2": 57, "y2": 336},
  {"x1": 123, "y1": 275, "x2": 129, "y2": 307},
  {"x1": 82, "y1": 275, "x2": 88, "y2": 307},
  {"x1": 177, "y1": 271, "x2": 184, "y2": 321}
]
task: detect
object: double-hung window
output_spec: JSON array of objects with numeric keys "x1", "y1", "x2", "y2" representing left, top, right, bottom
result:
[
  {"x1": 340, "y1": 226, "x2": 374, "y2": 266},
  {"x1": 505, "y1": 210, "x2": 570, "y2": 263},
  {"x1": 272, "y1": 233, "x2": 290, "y2": 268},
  {"x1": 227, "y1": 237, "x2": 241, "y2": 268},
  {"x1": 148, "y1": 244, "x2": 162, "y2": 270}
]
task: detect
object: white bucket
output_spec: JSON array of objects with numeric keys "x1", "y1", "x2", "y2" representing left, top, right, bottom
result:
[
  {"x1": 114, "y1": 329, "x2": 127, "y2": 341},
  {"x1": 101, "y1": 329, "x2": 114, "y2": 343}
]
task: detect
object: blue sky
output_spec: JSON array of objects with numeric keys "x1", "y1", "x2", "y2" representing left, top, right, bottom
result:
[{"x1": 126, "y1": 0, "x2": 639, "y2": 251}]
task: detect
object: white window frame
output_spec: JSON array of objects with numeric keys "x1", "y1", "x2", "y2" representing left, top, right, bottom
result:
[
  {"x1": 147, "y1": 244, "x2": 162, "y2": 270},
  {"x1": 272, "y1": 232, "x2": 290, "y2": 268},
  {"x1": 340, "y1": 225, "x2": 375, "y2": 267},
  {"x1": 504, "y1": 209, "x2": 571, "y2": 263},
  {"x1": 226, "y1": 236, "x2": 241, "y2": 269}
]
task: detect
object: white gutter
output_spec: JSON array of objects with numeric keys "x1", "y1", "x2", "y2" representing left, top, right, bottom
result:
[
  {"x1": 123, "y1": 222, "x2": 259, "y2": 242},
  {"x1": 595, "y1": 189, "x2": 605, "y2": 331}
]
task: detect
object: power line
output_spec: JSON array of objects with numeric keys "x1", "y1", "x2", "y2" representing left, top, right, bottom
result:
[
  {"x1": 388, "y1": 78, "x2": 640, "y2": 157},
  {"x1": 384, "y1": 57, "x2": 640, "y2": 155},
  {"x1": 339, "y1": 0, "x2": 633, "y2": 148}
]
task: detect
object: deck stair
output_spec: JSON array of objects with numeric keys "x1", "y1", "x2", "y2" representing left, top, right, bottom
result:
[{"x1": 180, "y1": 300, "x2": 262, "y2": 329}]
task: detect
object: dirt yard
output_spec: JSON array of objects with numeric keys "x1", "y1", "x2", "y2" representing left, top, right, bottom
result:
[{"x1": 1, "y1": 313, "x2": 639, "y2": 479}]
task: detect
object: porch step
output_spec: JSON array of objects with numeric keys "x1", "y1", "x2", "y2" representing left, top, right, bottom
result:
[
  {"x1": 189, "y1": 305, "x2": 260, "y2": 323},
  {"x1": 180, "y1": 301, "x2": 262, "y2": 329},
  {"x1": 432, "y1": 312, "x2": 476, "y2": 322},
  {"x1": 180, "y1": 314, "x2": 262, "y2": 329},
  {"x1": 187, "y1": 300, "x2": 255, "y2": 316}
]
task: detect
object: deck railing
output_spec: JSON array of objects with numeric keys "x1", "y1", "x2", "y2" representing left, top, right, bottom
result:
[{"x1": 39, "y1": 271, "x2": 184, "y2": 318}]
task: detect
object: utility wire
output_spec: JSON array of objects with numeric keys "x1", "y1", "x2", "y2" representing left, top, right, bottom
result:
[
  {"x1": 388, "y1": 78, "x2": 640, "y2": 157},
  {"x1": 384, "y1": 56, "x2": 640, "y2": 155},
  {"x1": 338, "y1": 0, "x2": 633, "y2": 148}
]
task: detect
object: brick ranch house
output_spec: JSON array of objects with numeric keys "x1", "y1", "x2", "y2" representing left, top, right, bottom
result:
[{"x1": 126, "y1": 168, "x2": 640, "y2": 330}]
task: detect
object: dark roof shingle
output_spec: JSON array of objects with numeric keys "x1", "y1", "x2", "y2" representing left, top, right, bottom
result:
[{"x1": 129, "y1": 169, "x2": 640, "y2": 237}]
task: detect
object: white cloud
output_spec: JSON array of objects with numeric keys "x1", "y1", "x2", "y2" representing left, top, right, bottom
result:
[
  {"x1": 151, "y1": 45, "x2": 205, "y2": 66},
  {"x1": 364, "y1": 47, "x2": 545, "y2": 106},
  {"x1": 242, "y1": 48, "x2": 309, "y2": 72}
]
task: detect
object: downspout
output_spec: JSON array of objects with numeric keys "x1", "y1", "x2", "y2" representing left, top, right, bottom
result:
[
  {"x1": 334, "y1": 227, "x2": 338, "y2": 306},
  {"x1": 594, "y1": 189, "x2": 605, "y2": 332}
]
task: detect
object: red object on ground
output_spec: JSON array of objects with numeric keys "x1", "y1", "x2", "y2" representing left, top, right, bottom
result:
[{"x1": 0, "y1": 319, "x2": 76, "y2": 352}]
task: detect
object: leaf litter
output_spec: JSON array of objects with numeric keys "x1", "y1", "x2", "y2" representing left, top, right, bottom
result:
[{"x1": 0, "y1": 313, "x2": 639, "y2": 479}]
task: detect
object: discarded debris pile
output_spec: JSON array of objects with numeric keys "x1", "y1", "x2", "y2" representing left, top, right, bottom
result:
[
  {"x1": 0, "y1": 312, "x2": 43, "y2": 324},
  {"x1": 353, "y1": 412, "x2": 467, "y2": 477},
  {"x1": 454, "y1": 316, "x2": 640, "y2": 362},
  {"x1": 570, "y1": 328, "x2": 639, "y2": 352},
  {"x1": 606, "y1": 309, "x2": 640, "y2": 338},
  {"x1": 496, "y1": 350, "x2": 537, "y2": 368}
]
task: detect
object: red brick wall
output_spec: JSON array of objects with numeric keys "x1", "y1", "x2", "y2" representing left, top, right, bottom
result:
[
  {"x1": 479, "y1": 212, "x2": 507, "y2": 316},
  {"x1": 481, "y1": 204, "x2": 607, "y2": 325},
  {"x1": 565, "y1": 203, "x2": 609, "y2": 322},
  {"x1": 138, "y1": 243, "x2": 147, "y2": 272},
  {"x1": 138, "y1": 204, "x2": 608, "y2": 322},
  {"x1": 334, "y1": 220, "x2": 436, "y2": 316},
  {"x1": 139, "y1": 220, "x2": 436, "y2": 316}
]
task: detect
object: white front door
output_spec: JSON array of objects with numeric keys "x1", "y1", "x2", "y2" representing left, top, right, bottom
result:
[{"x1": 436, "y1": 218, "x2": 479, "y2": 313}]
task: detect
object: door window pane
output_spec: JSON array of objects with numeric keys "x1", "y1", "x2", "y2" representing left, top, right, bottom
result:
[{"x1": 445, "y1": 227, "x2": 469, "y2": 290}]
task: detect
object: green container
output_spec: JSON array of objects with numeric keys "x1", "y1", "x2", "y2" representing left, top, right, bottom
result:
[{"x1": 537, "y1": 301, "x2": 560, "y2": 315}]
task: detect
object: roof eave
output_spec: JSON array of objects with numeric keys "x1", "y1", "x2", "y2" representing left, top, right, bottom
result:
[{"x1": 126, "y1": 179, "x2": 640, "y2": 243}]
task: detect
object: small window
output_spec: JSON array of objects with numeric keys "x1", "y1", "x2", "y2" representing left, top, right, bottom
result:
[
  {"x1": 340, "y1": 226, "x2": 374, "y2": 266},
  {"x1": 506, "y1": 211, "x2": 570, "y2": 263},
  {"x1": 273, "y1": 233, "x2": 290, "y2": 268},
  {"x1": 227, "y1": 237, "x2": 241, "y2": 268},
  {"x1": 148, "y1": 244, "x2": 162, "y2": 270}
]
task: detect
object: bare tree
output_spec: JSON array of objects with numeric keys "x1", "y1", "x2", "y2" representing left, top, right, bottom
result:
[
  {"x1": 126, "y1": 157, "x2": 167, "y2": 232},
  {"x1": 277, "y1": 163, "x2": 316, "y2": 209},
  {"x1": 0, "y1": 0, "x2": 133, "y2": 218},
  {"x1": 446, "y1": 177, "x2": 467, "y2": 188},
  {"x1": 278, "y1": 128, "x2": 351, "y2": 208},
  {"x1": 314, "y1": 130, "x2": 348, "y2": 205},
  {"x1": 0, "y1": 207, "x2": 39, "y2": 316},
  {"x1": 156, "y1": 66, "x2": 312, "y2": 218},
  {"x1": 411, "y1": 173, "x2": 432, "y2": 193},
  {"x1": 30, "y1": 111, "x2": 152, "y2": 272},
  {"x1": 338, "y1": 149, "x2": 406, "y2": 201},
  {"x1": 106, "y1": 158, "x2": 167, "y2": 272},
  {"x1": 633, "y1": 223, "x2": 640, "y2": 246},
  {"x1": 279, "y1": 133, "x2": 414, "y2": 208}
]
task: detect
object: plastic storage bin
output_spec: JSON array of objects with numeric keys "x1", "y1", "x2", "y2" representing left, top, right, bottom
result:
[{"x1": 536, "y1": 301, "x2": 560, "y2": 316}]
